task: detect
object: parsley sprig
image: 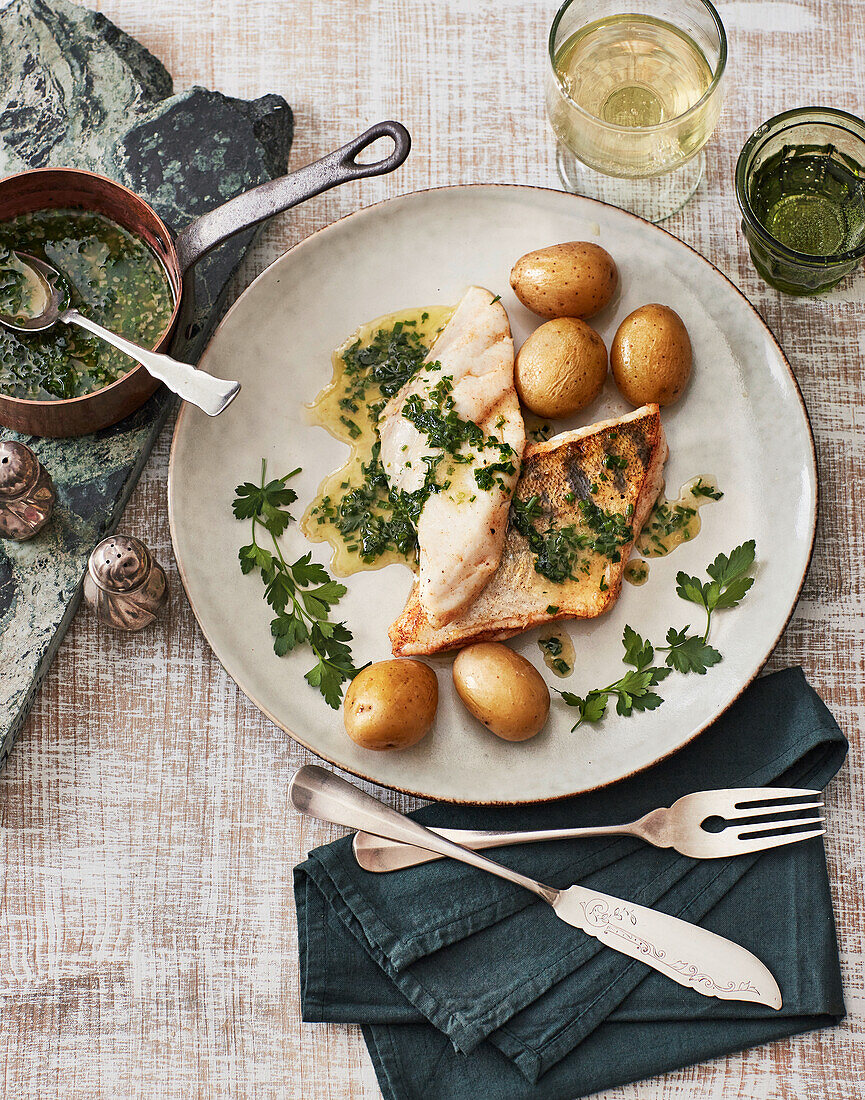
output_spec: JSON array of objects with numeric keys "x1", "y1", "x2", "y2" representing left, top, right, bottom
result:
[
  {"x1": 560, "y1": 626, "x2": 671, "y2": 727},
  {"x1": 560, "y1": 541, "x2": 756, "y2": 730},
  {"x1": 233, "y1": 461, "x2": 362, "y2": 709},
  {"x1": 675, "y1": 540, "x2": 756, "y2": 642}
]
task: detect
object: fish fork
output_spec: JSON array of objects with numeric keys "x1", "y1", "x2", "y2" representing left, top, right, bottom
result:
[{"x1": 353, "y1": 787, "x2": 825, "y2": 872}]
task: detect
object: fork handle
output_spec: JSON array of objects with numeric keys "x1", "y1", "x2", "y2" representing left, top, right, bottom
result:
[
  {"x1": 353, "y1": 822, "x2": 638, "y2": 872},
  {"x1": 289, "y1": 766, "x2": 559, "y2": 903}
]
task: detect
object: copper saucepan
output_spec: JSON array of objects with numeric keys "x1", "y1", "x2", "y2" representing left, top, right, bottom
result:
[{"x1": 0, "y1": 121, "x2": 411, "y2": 437}]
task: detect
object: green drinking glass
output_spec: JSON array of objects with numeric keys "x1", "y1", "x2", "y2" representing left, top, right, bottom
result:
[{"x1": 736, "y1": 107, "x2": 865, "y2": 295}]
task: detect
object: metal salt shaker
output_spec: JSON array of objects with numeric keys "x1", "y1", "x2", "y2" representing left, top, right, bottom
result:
[
  {"x1": 83, "y1": 534, "x2": 168, "y2": 631},
  {"x1": 0, "y1": 440, "x2": 56, "y2": 540}
]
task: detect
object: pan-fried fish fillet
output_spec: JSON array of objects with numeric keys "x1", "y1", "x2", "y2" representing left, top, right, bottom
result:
[
  {"x1": 379, "y1": 286, "x2": 524, "y2": 628},
  {"x1": 389, "y1": 405, "x2": 667, "y2": 656}
]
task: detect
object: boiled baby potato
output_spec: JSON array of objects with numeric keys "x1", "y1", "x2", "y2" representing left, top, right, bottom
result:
[
  {"x1": 453, "y1": 643, "x2": 550, "y2": 742},
  {"x1": 510, "y1": 242, "x2": 618, "y2": 320},
  {"x1": 515, "y1": 317, "x2": 607, "y2": 418},
  {"x1": 611, "y1": 304, "x2": 692, "y2": 407},
  {"x1": 344, "y1": 659, "x2": 438, "y2": 750}
]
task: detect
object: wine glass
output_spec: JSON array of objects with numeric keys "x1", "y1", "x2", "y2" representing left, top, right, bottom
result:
[{"x1": 546, "y1": 0, "x2": 727, "y2": 222}]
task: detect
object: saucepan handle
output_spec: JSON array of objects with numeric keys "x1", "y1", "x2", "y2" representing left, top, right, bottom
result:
[{"x1": 174, "y1": 120, "x2": 411, "y2": 272}]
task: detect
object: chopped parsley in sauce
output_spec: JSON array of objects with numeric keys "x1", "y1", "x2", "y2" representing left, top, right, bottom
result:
[
  {"x1": 510, "y1": 493, "x2": 632, "y2": 584},
  {"x1": 339, "y1": 320, "x2": 431, "y2": 413},
  {"x1": 314, "y1": 441, "x2": 429, "y2": 562},
  {"x1": 0, "y1": 209, "x2": 174, "y2": 400},
  {"x1": 0, "y1": 250, "x2": 35, "y2": 319},
  {"x1": 309, "y1": 322, "x2": 433, "y2": 563},
  {"x1": 691, "y1": 477, "x2": 723, "y2": 500},
  {"x1": 539, "y1": 633, "x2": 568, "y2": 672},
  {"x1": 399, "y1": 373, "x2": 518, "y2": 496},
  {"x1": 538, "y1": 627, "x2": 575, "y2": 676},
  {"x1": 303, "y1": 306, "x2": 459, "y2": 575},
  {"x1": 636, "y1": 476, "x2": 723, "y2": 559}
]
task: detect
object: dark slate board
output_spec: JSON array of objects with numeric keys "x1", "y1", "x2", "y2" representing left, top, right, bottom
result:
[{"x1": 0, "y1": 0, "x2": 294, "y2": 763}]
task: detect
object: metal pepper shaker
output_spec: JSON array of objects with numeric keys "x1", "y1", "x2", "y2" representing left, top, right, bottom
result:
[
  {"x1": 0, "y1": 440, "x2": 56, "y2": 540},
  {"x1": 83, "y1": 534, "x2": 168, "y2": 631}
]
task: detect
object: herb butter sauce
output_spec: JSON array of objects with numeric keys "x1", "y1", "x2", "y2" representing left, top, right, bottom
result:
[
  {"x1": 302, "y1": 306, "x2": 453, "y2": 576},
  {"x1": 625, "y1": 475, "x2": 722, "y2": 585},
  {"x1": 0, "y1": 250, "x2": 49, "y2": 322},
  {"x1": 624, "y1": 558, "x2": 649, "y2": 585},
  {"x1": 538, "y1": 627, "x2": 575, "y2": 676},
  {"x1": 0, "y1": 209, "x2": 174, "y2": 400}
]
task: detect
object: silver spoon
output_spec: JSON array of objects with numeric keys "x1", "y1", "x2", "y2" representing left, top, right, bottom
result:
[{"x1": 0, "y1": 251, "x2": 240, "y2": 416}]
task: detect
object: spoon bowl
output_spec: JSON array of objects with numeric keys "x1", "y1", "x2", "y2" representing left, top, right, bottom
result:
[{"x1": 0, "y1": 251, "x2": 61, "y2": 331}]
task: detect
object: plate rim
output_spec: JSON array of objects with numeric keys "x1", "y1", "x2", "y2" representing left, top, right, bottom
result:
[{"x1": 168, "y1": 182, "x2": 818, "y2": 804}]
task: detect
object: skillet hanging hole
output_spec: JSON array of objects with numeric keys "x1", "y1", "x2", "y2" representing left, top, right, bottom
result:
[{"x1": 351, "y1": 135, "x2": 396, "y2": 168}]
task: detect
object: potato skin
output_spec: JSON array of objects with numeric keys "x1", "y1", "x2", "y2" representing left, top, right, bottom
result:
[
  {"x1": 515, "y1": 317, "x2": 607, "y2": 418},
  {"x1": 343, "y1": 660, "x2": 438, "y2": 750},
  {"x1": 510, "y1": 242, "x2": 618, "y2": 320},
  {"x1": 453, "y1": 643, "x2": 550, "y2": 742},
  {"x1": 611, "y1": 304, "x2": 692, "y2": 407}
]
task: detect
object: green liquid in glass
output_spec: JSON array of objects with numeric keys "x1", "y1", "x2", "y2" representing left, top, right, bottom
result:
[{"x1": 749, "y1": 147, "x2": 865, "y2": 257}]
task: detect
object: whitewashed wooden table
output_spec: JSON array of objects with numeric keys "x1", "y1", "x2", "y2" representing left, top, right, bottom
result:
[{"x1": 2, "y1": 1, "x2": 864, "y2": 1096}]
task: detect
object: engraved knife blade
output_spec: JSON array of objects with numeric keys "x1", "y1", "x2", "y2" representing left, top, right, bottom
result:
[{"x1": 553, "y1": 884, "x2": 782, "y2": 1008}]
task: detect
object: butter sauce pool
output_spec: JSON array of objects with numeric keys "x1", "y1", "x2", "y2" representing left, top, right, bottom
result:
[
  {"x1": 303, "y1": 305, "x2": 453, "y2": 576},
  {"x1": 0, "y1": 209, "x2": 174, "y2": 400}
]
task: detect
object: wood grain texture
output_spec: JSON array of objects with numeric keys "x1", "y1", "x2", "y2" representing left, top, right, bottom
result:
[{"x1": 1, "y1": 0, "x2": 864, "y2": 1096}]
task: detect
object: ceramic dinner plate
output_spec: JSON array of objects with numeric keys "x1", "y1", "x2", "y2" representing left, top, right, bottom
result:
[{"x1": 168, "y1": 185, "x2": 816, "y2": 804}]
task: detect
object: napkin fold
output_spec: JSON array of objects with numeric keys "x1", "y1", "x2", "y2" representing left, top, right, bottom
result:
[{"x1": 294, "y1": 668, "x2": 846, "y2": 1099}]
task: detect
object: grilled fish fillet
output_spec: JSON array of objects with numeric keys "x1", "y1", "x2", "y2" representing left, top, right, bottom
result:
[
  {"x1": 389, "y1": 404, "x2": 667, "y2": 656},
  {"x1": 379, "y1": 286, "x2": 525, "y2": 628}
]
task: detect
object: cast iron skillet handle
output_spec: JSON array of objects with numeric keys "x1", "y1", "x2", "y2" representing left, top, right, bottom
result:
[{"x1": 174, "y1": 121, "x2": 411, "y2": 273}]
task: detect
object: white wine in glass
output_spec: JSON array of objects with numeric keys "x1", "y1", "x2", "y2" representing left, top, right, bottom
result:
[{"x1": 546, "y1": 0, "x2": 727, "y2": 222}]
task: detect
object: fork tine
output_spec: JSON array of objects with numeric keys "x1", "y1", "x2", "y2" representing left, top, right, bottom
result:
[
  {"x1": 729, "y1": 828, "x2": 825, "y2": 856},
  {"x1": 729, "y1": 787, "x2": 822, "y2": 807},
  {"x1": 726, "y1": 800, "x2": 823, "y2": 822},
  {"x1": 737, "y1": 815, "x2": 824, "y2": 839}
]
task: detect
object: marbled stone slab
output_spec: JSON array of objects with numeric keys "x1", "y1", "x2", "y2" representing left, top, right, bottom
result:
[{"x1": 0, "y1": 0, "x2": 294, "y2": 761}]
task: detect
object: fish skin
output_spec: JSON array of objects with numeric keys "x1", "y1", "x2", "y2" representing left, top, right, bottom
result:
[
  {"x1": 389, "y1": 405, "x2": 667, "y2": 656},
  {"x1": 379, "y1": 287, "x2": 524, "y2": 628}
]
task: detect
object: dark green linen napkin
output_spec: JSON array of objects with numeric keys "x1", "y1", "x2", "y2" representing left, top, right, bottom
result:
[{"x1": 294, "y1": 668, "x2": 846, "y2": 1099}]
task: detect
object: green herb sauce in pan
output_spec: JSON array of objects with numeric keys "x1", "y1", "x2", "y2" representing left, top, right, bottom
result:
[{"x1": 0, "y1": 209, "x2": 174, "y2": 400}]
